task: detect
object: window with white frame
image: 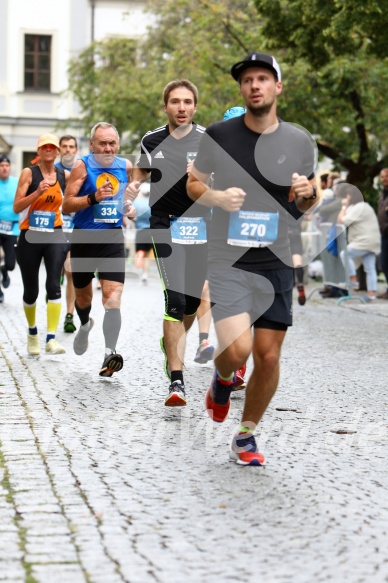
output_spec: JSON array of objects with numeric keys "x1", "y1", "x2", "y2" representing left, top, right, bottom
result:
[{"x1": 24, "y1": 34, "x2": 51, "y2": 91}]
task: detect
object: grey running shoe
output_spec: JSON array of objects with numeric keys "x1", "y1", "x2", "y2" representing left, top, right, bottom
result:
[{"x1": 73, "y1": 318, "x2": 94, "y2": 355}]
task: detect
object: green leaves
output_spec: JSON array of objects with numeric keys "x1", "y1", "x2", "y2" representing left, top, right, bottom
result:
[
  {"x1": 66, "y1": 0, "x2": 388, "y2": 195},
  {"x1": 254, "y1": 0, "x2": 388, "y2": 194},
  {"x1": 67, "y1": 0, "x2": 263, "y2": 150}
]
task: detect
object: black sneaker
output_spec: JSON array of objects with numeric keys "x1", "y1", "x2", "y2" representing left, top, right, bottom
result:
[
  {"x1": 99, "y1": 352, "x2": 124, "y2": 377},
  {"x1": 1, "y1": 272, "x2": 10, "y2": 289},
  {"x1": 165, "y1": 380, "x2": 186, "y2": 407},
  {"x1": 64, "y1": 313, "x2": 77, "y2": 333},
  {"x1": 0, "y1": 288, "x2": 3, "y2": 303}
]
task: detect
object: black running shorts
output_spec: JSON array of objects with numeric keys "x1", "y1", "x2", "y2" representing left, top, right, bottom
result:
[{"x1": 70, "y1": 227, "x2": 125, "y2": 288}]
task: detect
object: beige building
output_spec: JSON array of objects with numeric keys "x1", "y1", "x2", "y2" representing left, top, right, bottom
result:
[{"x1": 0, "y1": 0, "x2": 149, "y2": 174}]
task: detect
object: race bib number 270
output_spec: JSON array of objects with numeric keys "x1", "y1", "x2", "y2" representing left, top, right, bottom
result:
[{"x1": 227, "y1": 210, "x2": 279, "y2": 247}]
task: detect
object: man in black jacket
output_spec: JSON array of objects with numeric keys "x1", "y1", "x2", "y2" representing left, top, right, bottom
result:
[{"x1": 377, "y1": 168, "x2": 388, "y2": 299}]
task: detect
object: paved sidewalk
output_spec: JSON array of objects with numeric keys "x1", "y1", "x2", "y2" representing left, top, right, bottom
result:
[{"x1": 0, "y1": 267, "x2": 387, "y2": 583}]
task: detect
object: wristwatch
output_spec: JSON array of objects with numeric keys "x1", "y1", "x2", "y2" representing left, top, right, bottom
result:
[{"x1": 303, "y1": 186, "x2": 317, "y2": 201}]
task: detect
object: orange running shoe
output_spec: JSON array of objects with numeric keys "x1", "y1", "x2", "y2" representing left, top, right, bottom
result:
[
  {"x1": 233, "y1": 364, "x2": 247, "y2": 391},
  {"x1": 205, "y1": 372, "x2": 235, "y2": 422},
  {"x1": 297, "y1": 283, "x2": 306, "y2": 306}
]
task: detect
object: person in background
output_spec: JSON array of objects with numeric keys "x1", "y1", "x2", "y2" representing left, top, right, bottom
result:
[
  {"x1": 316, "y1": 173, "x2": 346, "y2": 298},
  {"x1": 336, "y1": 182, "x2": 381, "y2": 301},
  {"x1": 377, "y1": 168, "x2": 388, "y2": 299},
  {"x1": 193, "y1": 280, "x2": 215, "y2": 364},
  {"x1": 319, "y1": 172, "x2": 329, "y2": 192},
  {"x1": 13, "y1": 134, "x2": 68, "y2": 355},
  {"x1": 288, "y1": 201, "x2": 306, "y2": 305},
  {"x1": 0, "y1": 155, "x2": 19, "y2": 303},
  {"x1": 223, "y1": 106, "x2": 246, "y2": 120},
  {"x1": 55, "y1": 135, "x2": 79, "y2": 332},
  {"x1": 132, "y1": 183, "x2": 152, "y2": 285}
]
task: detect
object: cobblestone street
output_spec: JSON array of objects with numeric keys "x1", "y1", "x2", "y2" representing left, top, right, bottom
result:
[{"x1": 1, "y1": 266, "x2": 387, "y2": 583}]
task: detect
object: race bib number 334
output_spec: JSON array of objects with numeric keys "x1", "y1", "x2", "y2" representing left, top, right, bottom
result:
[{"x1": 93, "y1": 200, "x2": 120, "y2": 223}]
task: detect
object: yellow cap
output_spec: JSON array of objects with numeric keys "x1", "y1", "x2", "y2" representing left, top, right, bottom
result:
[{"x1": 37, "y1": 133, "x2": 60, "y2": 150}]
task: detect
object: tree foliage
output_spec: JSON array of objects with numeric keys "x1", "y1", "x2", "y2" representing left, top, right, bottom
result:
[
  {"x1": 254, "y1": 0, "x2": 388, "y2": 197},
  {"x1": 67, "y1": 0, "x2": 388, "y2": 198},
  {"x1": 68, "y1": 0, "x2": 263, "y2": 148}
]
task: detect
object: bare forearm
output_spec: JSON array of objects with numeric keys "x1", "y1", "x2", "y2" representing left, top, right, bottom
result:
[
  {"x1": 14, "y1": 191, "x2": 41, "y2": 213},
  {"x1": 187, "y1": 176, "x2": 223, "y2": 207},
  {"x1": 295, "y1": 196, "x2": 320, "y2": 214},
  {"x1": 62, "y1": 195, "x2": 90, "y2": 214},
  {"x1": 132, "y1": 167, "x2": 150, "y2": 183},
  {"x1": 293, "y1": 177, "x2": 320, "y2": 214}
]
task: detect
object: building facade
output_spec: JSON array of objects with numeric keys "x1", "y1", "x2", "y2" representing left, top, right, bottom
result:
[{"x1": 0, "y1": 0, "x2": 148, "y2": 174}]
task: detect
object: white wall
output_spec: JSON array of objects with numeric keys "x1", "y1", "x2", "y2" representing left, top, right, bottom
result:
[
  {"x1": 94, "y1": 1, "x2": 151, "y2": 41},
  {"x1": 0, "y1": 0, "x2": 149, "y2": 174}
]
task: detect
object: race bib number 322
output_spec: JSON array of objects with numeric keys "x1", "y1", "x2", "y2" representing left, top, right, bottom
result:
[{"x1": 171, "y1": 217, "x2": 207, "y2": 244}]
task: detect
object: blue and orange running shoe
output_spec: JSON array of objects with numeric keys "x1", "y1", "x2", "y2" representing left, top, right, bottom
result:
[
  {"x1": 229, "y1": 432, "x2": 265, "y2": 466},
  {"x1": 194, "y1": 340, "x2": 215, "y2": 364},
  {"x1": 205, "y1": 371, "x2": 235, "y2": 423}
]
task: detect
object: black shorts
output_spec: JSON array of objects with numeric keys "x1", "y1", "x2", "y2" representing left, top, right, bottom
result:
[
  {"x1": 150, "y1": 214, "x2": 209, "y2": 318},
  {"x1": 70, "y1": 227, "x2": 125, "y2": 288},
  {"x1": 135, "y1": 229, "x2": 152, "y2": 253},
  {"x1": 208, "y1": 264, "x2": 293, "y2": 330},
  {"x1": 150, "y1": 213, "x2": 208, "y2": 296}
]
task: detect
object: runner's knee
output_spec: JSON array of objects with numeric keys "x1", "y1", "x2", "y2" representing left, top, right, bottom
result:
[
  {"x1": 164, "y1": 290, "x2": 186, "y2": 321},
  {"x1": 185, "y1": 295, "x2": 201, "y2": 316}
]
